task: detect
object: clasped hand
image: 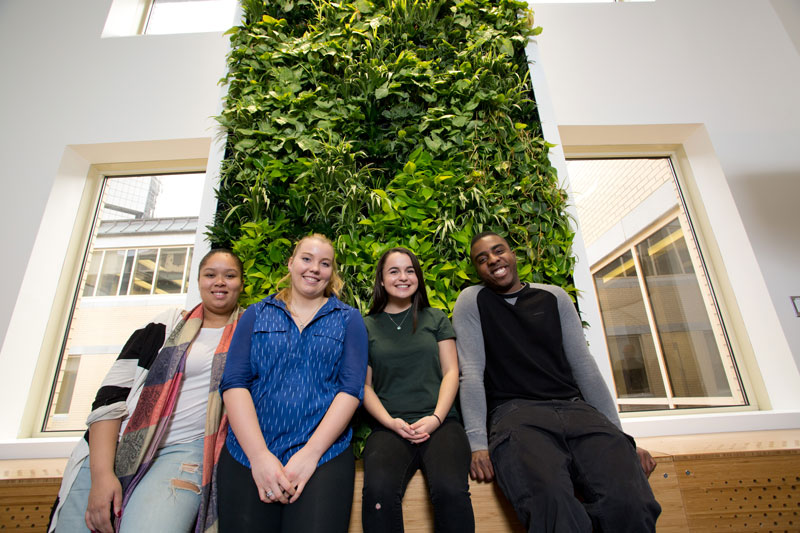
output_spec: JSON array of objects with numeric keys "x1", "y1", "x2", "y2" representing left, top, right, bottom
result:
[
  {"x1": 250, "y1": 452, "x2": 295, "y2": 504},
  {"x1": 251, "y1": 447, "x2": 322, "y2": 504},
  {"x1": 390, "y1": 415, "x2": 440, "y2": 444}
]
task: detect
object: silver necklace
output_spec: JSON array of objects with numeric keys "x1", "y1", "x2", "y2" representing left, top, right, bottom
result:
[
  {"x1": 292, "y1": 299, "x2": 325, "y2": 330},
  {"x1": 386, "y1": 308, "x2": 411, "y2": 330}
]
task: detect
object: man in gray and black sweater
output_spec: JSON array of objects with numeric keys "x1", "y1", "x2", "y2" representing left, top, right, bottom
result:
[{"x1": 453, "y1": 232, "x2": 660, "y2": 532}]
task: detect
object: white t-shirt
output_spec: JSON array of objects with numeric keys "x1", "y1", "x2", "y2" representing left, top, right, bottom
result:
[{"x1": 160, "y1": 326, "x2": 225, "y2": 447}]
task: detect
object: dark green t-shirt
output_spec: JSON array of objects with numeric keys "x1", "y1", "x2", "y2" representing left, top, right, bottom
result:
[{"x1": 364, "y1": 307, "x2": 457, "y2": 423}]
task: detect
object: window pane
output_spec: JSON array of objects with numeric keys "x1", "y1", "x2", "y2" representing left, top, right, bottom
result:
[
  {"x1": 636, "y1": 220, "x2": 732, "y2": 399},
  {"x1": 101, "y1": 175, "x2": 161, "y2": 221},
  {"x1": 120, "y1": 249, "x2": 136, "y2": 295},
  {"x1": 155, "y1": 247, "x2": 187, "y2": 294},
  {"x1": 52, "y1": 355, "x2": 81, "y2": 415},
  {"x1": 44, "y1": 172, "x2": 203, "y2": 432},
  {"x1": 46, "y1": 350, "x2": 118, "y2": 431},
  {"x1": 145, "y1": 0, "x2": 238, "y2": 35},
  {"x1": 594, "y1": 253, "x2": 666, "y2": 400},
  {"x1": 131, "y1": 249, "x2": 158, "y2": 295},
  {"x1": 96, "y1": 249, "x2": 126, "y2": 296},
  {"x1": 571, "y1": 157, "x2": 744, "y2": 412},
  {"x1": 183, "y1": 247, "x2": 193, "y2": 294},
  {"x1": 82, "y1": 251, "x2": 103, "y2": 297}
]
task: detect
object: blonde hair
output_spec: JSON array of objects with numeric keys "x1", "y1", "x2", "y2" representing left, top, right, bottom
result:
[{"x1": 275, "y1": 233, "x2": 344, "y2": 305}]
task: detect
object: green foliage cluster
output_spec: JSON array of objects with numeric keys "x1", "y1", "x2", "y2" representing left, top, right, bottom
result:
[{"x1": 210, "y1": 0, "x2": 577, "y2": 312}]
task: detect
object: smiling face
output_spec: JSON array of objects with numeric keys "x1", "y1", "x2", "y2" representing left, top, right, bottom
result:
[
  {"x1": 381, "y1": 251, "x2": 420, "y2": 307},
  {"x1": 198, "y1": 252, "x2": 243, "y2": 319},
  {"x1": 470, "y1": 234, "x2": 523, "y2": 294},
  {"x1": 287, "y1": 237, "x2": 334, "y2": 300}
]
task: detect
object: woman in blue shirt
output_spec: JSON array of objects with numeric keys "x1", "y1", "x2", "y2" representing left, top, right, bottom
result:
[{"x1": 218, "y1": 234, "x2": 368, "y2": 533}]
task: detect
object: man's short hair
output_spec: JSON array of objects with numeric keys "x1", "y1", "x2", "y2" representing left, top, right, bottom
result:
[{"x1": 470, "y1": 230, "x2": 504, "y2": 252}]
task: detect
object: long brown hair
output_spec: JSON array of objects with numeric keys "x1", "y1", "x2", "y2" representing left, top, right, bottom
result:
[
  {"x1": 275, "y1": 233, "x2": 344, "y2": 305},
  {"x1": 368, "y1": 247, "x2": 430, "y2": 332}
]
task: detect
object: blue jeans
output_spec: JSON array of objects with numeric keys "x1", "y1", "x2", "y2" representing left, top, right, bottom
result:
[
  {"x1": 361, "y1": 419, "x2": 474, "y2": 533},
  {"x1": 488, "y1": 399, "x2": 660, "y2": 533},
  {"x1": 55, "y1": 438, "x2": 205, "y2": 533}
]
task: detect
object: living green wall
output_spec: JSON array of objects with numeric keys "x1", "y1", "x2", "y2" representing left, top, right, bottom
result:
[{"x1": 209, "y1": 0, "x2": 577, "y2": 313}]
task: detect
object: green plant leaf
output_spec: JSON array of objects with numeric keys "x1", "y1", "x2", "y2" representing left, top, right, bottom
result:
[{"x1": 213, "y1": 0, "x2": 578, "y2": 320}]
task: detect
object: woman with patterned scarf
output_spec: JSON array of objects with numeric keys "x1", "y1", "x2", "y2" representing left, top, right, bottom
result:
[{"x1": 49, "y1": 248, "x2": 245, "y2": 533}]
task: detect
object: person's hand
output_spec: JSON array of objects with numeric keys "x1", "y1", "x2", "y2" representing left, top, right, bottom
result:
[
  {"x1": 85, "y1": 470, "x2": 121, "y2": 533},
  {"x1": 389, "y1": 418, "x2": 419, "y2": 441},
  {"x1": 469, "y1": 449, "x2": 494, "y2": 482},
  {"x1": 283, "y1": 446, "x2": 322, "y2": 503},
  {"x1": 250, "y1": 451, "x2": 294, "y2": 504},
  {"x1": 636, "y1": 447, "x2": 657, "y2": 478},
  {"x1": 408, "y1": 415, "x2": 441, "y2": 444}
]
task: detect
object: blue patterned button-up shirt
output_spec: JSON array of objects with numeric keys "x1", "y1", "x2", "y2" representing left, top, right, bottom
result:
[{"x1": 221, "y1": 294, "x2": 367, "y2": 467}]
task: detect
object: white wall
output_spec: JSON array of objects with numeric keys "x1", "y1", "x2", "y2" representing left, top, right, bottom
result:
[
  {"x1": 529, "y1": 0, "x2": 800, "y2": 434},
  {"x1": 530, "y1": 0, "x2": 800, "y2": 362},
  {"x1": 0, "y1": 0, "x2": 231, "y2": 342},
  {"x1": 0, "y1": 0, "x2": 233, "y2": 449}
]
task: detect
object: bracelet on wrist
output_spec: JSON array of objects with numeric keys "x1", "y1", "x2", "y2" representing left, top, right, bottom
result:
[{"x1": 431, "y1": 413, "x2": 442, "y2": 425}]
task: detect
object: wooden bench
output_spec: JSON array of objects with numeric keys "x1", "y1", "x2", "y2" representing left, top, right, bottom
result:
[
  {"x1": 637, "y1": 430, "x2": 800, "y2": 532},
  {"x1": 2, "y1": 430, "x2": 798, "y2": 531}
]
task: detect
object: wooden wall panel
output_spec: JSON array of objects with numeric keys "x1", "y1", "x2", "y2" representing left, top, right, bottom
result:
[
  {"x1": 675, "y1": 452, "x2": 800, "y2": 532},
  {"x1": 650, "y1": 457, "x2": 690, "y2": 532},
  {"x1": 0, "y1": 478, "x2": 59, "y2": 530}
]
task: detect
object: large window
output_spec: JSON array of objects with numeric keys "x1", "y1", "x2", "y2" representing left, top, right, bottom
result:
[
  {"x1": 143, "y1": 0, "x2": 238, "y2": 35},
  {"x1": 102, "y1": 0, "x2": 238, "y2": 37},
  {"x1": 569, "y1": 158, "x2": 745, "y2": 412},
  {"x1": 43, "y1": 172, "x2": 204, "y2": 432}
]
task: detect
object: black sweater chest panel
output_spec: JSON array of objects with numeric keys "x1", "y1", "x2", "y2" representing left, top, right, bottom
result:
[{"x1": 476, "y1": 286, "x2": 581, "y2": 409}]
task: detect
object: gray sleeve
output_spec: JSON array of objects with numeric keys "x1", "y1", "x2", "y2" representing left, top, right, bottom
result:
[
  {"x1": 535, "y1": 284, "x2": 622, "y2": 429},
  {"x1": 453, "y1": 285, "x2": 489, "y2": 452}
]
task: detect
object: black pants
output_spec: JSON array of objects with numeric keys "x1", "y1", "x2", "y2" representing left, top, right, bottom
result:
[
  {"x1": 217, "y1": 444, "x2": 355, "y2": 533},
  {"x1": 361, "y1": 419, "x2": 475, "y2": 533},
  {"x1": 488, "y1": 399, "x2": 661, "y2": 533}
]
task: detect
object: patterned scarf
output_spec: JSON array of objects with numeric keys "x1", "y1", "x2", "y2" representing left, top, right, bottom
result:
[{"x1": 114, "y1": 303, "x2": 241, "y2": 532}]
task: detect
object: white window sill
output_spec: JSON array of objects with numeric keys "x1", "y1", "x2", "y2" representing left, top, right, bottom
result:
[
  {"x1": 0, "y1": 437, "x2": 81, "y2": 460},
  {"x1": 622, "y1": 409, "x2": 800, "y2": 438}
]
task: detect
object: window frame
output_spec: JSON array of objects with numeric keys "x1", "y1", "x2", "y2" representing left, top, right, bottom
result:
[
  {"x1": 563, "y1": 146, "x2": 761, "y2": 418},
  {"x1": 29, "y1": 159, "x2": 206, "y2": 438},
  {"x1": 589, "y1": 207, "x2": 745, "y2": 410}
]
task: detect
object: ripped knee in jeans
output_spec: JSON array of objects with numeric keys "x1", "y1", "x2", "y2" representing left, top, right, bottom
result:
[{"x1": 170, "y1": 463, "x2": 201, "y2": 494}]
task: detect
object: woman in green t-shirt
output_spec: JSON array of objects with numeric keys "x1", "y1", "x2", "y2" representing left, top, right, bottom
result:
[{"x1": 361, "y1": 247, "x2": 475, "y2": 533}]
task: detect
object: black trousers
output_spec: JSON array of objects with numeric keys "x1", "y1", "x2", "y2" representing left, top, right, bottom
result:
[
  {"x1": 361, "y1": 419, "x2": 474, "y2": 533},
  {"x1": 217, "y1": 444, "x2": 354, "y2": 533},
  {"x1": 488, "y1": 399, "x2": 661, "y2": 533}
]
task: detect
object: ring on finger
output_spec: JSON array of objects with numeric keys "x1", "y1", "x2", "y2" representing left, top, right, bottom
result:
[{"x1": 266, "y1": 489, "x2": 274, "y2": 498}]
